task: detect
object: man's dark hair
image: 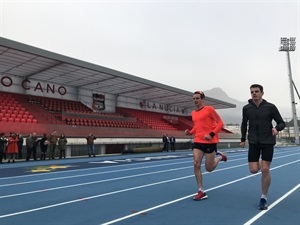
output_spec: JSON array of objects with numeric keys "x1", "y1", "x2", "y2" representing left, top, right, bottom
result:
[
  {"x1": 250, "y1": 84, "x2": 263, "y2": 92},
  {"x1": 193, "y1": 91, "x2": 205, "y2": 99}
]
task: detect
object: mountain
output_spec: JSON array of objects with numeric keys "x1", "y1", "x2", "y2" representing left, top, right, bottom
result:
[
  {"x1": 204, "y1": 88, "x2": 244, "y2": 124},
  {"x1": 204, "y1": 87, "x2": 293, "y2": 124}
]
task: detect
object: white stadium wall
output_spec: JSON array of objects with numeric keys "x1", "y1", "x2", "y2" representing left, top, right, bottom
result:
[
  {"x1": 117, "y1": 95, "x2": 188, "y2": 116},
  {"x1": 0, "y1": 75, "x2": 77, "y2": 100}
]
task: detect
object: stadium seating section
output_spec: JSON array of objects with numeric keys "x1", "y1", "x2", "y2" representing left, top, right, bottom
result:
[
  {"x1": 0, "y1": 92, "x2": 37, "y2": 124},
  {"x1": 0, "y1": 91, "x2": 231, "y2": 138}
]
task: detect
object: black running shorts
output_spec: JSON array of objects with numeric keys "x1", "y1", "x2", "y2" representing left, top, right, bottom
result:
[
  {"x1": 192, "y1": 142, "x2": 217, "y2": 154},
  {"x1": 248, "y1": 144, "x2": 274, "y2": 162}
]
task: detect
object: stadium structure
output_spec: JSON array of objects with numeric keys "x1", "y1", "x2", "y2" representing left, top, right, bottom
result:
[{"x1": 0, "y1": 37, "x2": 240, "y2": 155}]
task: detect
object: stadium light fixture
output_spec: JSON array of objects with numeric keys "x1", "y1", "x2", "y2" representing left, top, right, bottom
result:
[
  {"x1": 279, "y1": 37, "x2": 299, "y2": 144},
  {"x1": 279, "y1": 37, "x2": 296, "y2": 51}
]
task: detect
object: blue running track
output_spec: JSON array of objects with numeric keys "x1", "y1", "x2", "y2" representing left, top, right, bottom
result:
[{"x1": 0, "y1": 146, "x2": 299, "y2": 225}]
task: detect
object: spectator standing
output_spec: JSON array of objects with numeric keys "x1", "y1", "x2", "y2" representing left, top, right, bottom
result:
[
  {"x1": 86, "y1": 133, "x2": 96, "y2": 157},
  {"x1": 39, "y1": 133, "x2": 48, "y2": 160},
  {"x1": 31, "y1": 133, "x2": 39, "y2": 161},
  {"x1": 162, "y1": 135, "x2": 167, "y2": 151},
  {"x1": 170, "y1": 136, "x2": 176, "y2": 152},
  {"x1": 48, "y1": 130, "x2": 58, "y2": 159},
  {"x1": 26, "y1": 133, "x2": 34, "y2": 161},
  {"x1": 17, "y1": 134, "x2": 24, "y2": 159},
  {"x1": 162, "y1": 134, "x2": 169, "y2": 152},
  {"x1": 0, "y1": 132, "x2": 7, "y2": 163},
  {"x1": 165, "y1": 134, "x2": 170, "y2": 152},
  {"x1": 3, "y1": 135, "x2": 8, "y2": 160},
  {"x1": 58, "y1": 133, "x2": 68, "y2": 159},
  {"x1": 7, "y1": 132, "x2": 19, "y2": 163}
]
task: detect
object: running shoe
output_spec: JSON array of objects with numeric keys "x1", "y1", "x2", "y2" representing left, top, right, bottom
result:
[
  {"x1": 258, "y1": 198, "x2": 268, "y2": 210},
  {"x1": 193, "y1": 191, "x2": 208, "y2": 201},
  {"x1": 216, "y1": 152, "x2": 227, "y2": 162}
]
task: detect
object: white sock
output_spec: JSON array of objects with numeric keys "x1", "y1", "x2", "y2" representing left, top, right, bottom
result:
[
  {"x1": 261, "y1": 194, "x2": 267, "y2": 200},
  {"x1": 198, "y1": 188, "x2": 204, "y2": 192}
]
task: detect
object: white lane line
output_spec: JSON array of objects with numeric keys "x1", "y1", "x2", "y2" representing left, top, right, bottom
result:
[
  {"x1": 1, "y1": 152, "x2": 297, "y2": 187},
  {"x1": 0, "y1": 174, "x2": 193, "y2": 219},
  {"x1": 100, "y1": 160, "x2": 300, "y2": 225},
  {"x1": 0, "y1": 160, "x2": 298, "y2": 221},
  {"x1": 0, "y1": 160, "x2": 193, "y2": 187},
  {"x1": 0, "y1": 165, "x2": 193, "y2": 199},
  {"x1": 0, "y1": 162, "x2": 250, "y2": 218},
  {"x1": 243, "y1": 183, "x2": 300, "y2": 225},
  {"x1": 0, "y1": 158, "x2": 191, "y2": 181},
  {"x1": 0, "y1": 155, "x2": 249, "y2": 188},
  {"x1": 0, "y1": 163, "x2": 247, "y2": 199},
  {"x1": 0, "y1": 153, "x2": 298, "y2": 197},
  {"x1": 0, "y1": 148, "x2": 297, "y2": 182}
]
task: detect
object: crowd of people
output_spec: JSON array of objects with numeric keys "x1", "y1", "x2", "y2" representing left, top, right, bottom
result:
[
  {"x1": 0, "y1": 132, "x2": 23, "y2": 163},
  {"x1": 0, "y1": 130, "x2": 88, "y2": 163},
  {"x1": 0, "y1": 130, "x2": 98, "y2": 163},
  {"x1": 162, "y1": 134, "x2": 176, "y2": 152}
]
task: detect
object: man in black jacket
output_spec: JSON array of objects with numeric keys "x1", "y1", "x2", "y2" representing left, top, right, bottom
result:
[{"x1": 240, "y1": 84, "x2": 285, "y2": 210}]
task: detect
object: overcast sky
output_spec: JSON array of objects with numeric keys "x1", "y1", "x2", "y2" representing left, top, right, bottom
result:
[{"x1": 0, "y1": 0, "x2": 299, "y2": 118}]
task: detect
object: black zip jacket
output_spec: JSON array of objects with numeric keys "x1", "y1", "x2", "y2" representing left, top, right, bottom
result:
[{"x1": 241, "y1": 99, "x2": 286, "y2": 145}]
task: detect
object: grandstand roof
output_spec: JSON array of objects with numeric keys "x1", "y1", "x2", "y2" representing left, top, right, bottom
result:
[{"x1": 0, "y1": 37, "x2": 235, "y2": 111}]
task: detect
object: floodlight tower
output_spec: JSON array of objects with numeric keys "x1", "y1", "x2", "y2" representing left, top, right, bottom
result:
[{"x1": 279, "y1": 37, "x2": 299, "y2": 144}]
